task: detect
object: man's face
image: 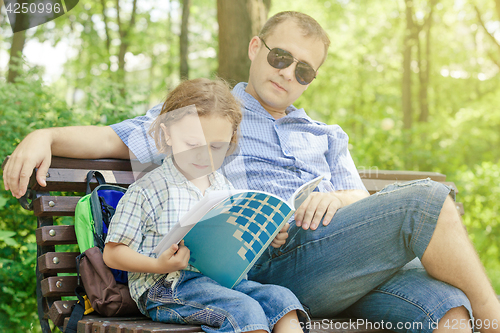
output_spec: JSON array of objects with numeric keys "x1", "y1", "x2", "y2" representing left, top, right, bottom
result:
[{"x1": 246, "y1": 19, "x2": 325, "y2": 117}]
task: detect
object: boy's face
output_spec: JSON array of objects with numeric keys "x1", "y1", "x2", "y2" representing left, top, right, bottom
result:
[
  {"x1": 246, "y1": 19, "x2": 325, "y2": 117},
  {"x1": 161, "y1": 114, "x2": 234, "y2": 180}
]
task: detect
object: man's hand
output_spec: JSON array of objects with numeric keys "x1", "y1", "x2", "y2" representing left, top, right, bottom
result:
[
  {"x1": 271, "y1": 223, "x2": 290, "y2": 248},
  {"x1": 294, "y1": 192, "x2": 343, "y2": 230},
  {"x1": 3, "y1": 126, "x2": 132, "y2": 199},
  {"x1": 3, "y1": 129, "x2": 52, "y2": 199},
  {"x1": 294, "y1": 190, "x2": 369, "y2": 230}
]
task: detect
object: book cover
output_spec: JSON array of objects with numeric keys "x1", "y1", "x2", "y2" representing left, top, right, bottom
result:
[{"x1": 153, "y1": 175, "x2": 324, "y2": 288}]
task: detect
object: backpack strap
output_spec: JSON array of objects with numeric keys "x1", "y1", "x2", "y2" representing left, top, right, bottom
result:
[
  {"x1": 85, "y1": 171, "x2": 106, "y2": 195},
  {"x1": 64, "y1": 286, "x2": 86, "y2": 333},
  {"x1": 99, "y1": 196, "x2": 116, "y2": 229},
  {"x1": 65, "y1": 254, "x2": 88, "y2": 333}
]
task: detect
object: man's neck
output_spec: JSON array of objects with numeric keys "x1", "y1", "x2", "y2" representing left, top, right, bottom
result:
[
  {"x1": 267, "y1": 109, "x2": 287, "y2": 120},
  {"x1": 243, "y1": 83, "x2": 288, "y2": 120}
]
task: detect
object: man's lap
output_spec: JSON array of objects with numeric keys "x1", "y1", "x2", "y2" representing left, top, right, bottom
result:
[{"x1": 248, "y1": 179, "x2": 455, "y2": 318}]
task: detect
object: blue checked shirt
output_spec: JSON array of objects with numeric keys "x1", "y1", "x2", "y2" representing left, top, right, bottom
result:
[
  {"x1": 111, "y1": 82, "x2": 366, "y2": 203},
  {"x1": 105, "y1": 155, "x2": 232, "y2": 313}
]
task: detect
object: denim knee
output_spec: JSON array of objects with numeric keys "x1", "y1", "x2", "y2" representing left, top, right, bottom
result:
[
  {"x1": 344, "y1": 261, "x2": 473, "y2": 333},
  {"x1": 376, "y1": 178, "x2": 452, "y2": 259}
]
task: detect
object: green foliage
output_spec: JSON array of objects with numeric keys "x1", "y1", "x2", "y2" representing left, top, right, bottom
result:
[
  {"x1": 456, "y1": 162, "x2": 500, "y2": 292},
  {"x1": 2, "y1": 0, "x2": 500, "y2": 329},
  {"x1": 0, "y1": 65, "x2": 143, "y2": 332}
]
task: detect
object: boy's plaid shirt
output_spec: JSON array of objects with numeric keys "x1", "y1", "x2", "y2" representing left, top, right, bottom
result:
[{"x1": 105, "y1": 154, "x2": 232, "y2": 312}]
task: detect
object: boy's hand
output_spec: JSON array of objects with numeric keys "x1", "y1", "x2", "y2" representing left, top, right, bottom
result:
[
  {"x1": 271, "y1": 223, "x2": 290, "y2": 248},
  {"x1": 156, "y1": 240, "x2": 190, "y2": 273}
]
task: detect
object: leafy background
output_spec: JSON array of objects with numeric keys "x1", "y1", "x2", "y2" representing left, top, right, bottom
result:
[{"x1": 1, "y1": 0, "x2": 499, "y2": 332}]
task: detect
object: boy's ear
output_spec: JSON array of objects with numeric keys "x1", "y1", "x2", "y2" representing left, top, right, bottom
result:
[
  {"x1": 160, "y1": 123, "x2": 171, "y2": 146},
  {"x1": 248, "y1": 36, "x2": 261, "y2": 61}
]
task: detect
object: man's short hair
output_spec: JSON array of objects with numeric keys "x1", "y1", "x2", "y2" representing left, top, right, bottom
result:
[{"x1": 258, "y1": 11, "x2": 331, "y2": 66}]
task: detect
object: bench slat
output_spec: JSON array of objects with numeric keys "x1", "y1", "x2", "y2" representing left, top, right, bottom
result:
[
  {"x1": 38, "y1": 252, "x2": 79, "y2": 274},
  {"x1": 31, "y1": 168, "x2": 136, "y2": 192},
  {"x1": 358, "y1": 170, "x2": 446, "y2": 181},
  {"x1": 49, "y1": 156, "x2": 134, "y2": 171},
  {"x1": 34, "y1": 196, "x2": 81, "y2": 217},
  {"x1": 49, "y1": 300, "x2": 76, "y2": 327},
  {"x1": 41, "y1": 276, "x2": 78, "y2": 297},
  {"x1": 67, "y1": 316, "x2": 393, "y2": 333},
  {"x1": 36, "y1": 225, "x2": 77, "y2": 246},
  {"x1": 70, "y1": 316, "x2": 204, "y2": 333},
  {"x1": 362, "y1": 179, "x2": 458, "y2": 195}
]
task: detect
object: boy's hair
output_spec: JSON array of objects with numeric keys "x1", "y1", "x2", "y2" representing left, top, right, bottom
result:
[
  {"x1": 258, "y1": 11, "x2": 331, "y2": 66},
  {"x1": 149, "y1": 78, "x2": 242, "y2": 155}
]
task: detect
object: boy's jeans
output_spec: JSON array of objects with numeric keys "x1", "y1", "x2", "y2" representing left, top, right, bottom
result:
[
  {"x1": 144, "y1": 270, "x2": 308, "y2": 333},
  {"x1": 248, "y1": 179, "x2": 473, "y2": 333}
]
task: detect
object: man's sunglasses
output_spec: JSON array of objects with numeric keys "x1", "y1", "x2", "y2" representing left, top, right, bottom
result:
[{"x1": 260, "y1": 37, "x2": 317, "y2": 85}]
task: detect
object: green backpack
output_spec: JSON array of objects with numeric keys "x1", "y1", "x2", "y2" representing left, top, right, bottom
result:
[
  {"x1": 66, "y1": 171, "x2": 139, "y2": 333},
  {"x1": 74, "y1": 171, "x2": 128, "y2": 282}
]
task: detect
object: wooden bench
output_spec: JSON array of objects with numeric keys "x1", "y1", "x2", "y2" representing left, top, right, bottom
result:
[{"x1": 2, "y1": 156, "x2": 463, "y2": 333}]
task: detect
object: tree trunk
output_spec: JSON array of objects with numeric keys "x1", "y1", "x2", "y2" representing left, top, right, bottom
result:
[
  {"x1": 475, "y1": 4, "x2": 500, "y2": 68},
  {"x1": 100, "y1": 0, "x2": 111, "y2": 54},
  {"x1": 217, "y1": 0, "x2": 270, "y2": 84},
  {"x1": 418, "y1": 3, "x2": 434, "y2": 123},
  {"x1": 180, "y1": 0, "x2": 191, "y2": 80},
  {"x1": 116, "y1": 0, "x2": 138, "y2": 92},
  {"x1": 7, "y1": 30, "x2": 26, "y2": 83},
  {"x1": 402, "y1": 0, "x2": 414, "y2": 130}
]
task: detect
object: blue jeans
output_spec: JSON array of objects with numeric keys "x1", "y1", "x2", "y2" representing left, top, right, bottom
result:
[
  {"x1": 248, "y1": 179, "x2": 472, "y2": 333},
  {"x1": 144, "y1": 270, "x2": 308, "y2": 333}
]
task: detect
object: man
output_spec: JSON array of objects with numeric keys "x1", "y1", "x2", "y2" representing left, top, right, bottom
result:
[{"x1": 4, "y1": 11, "x2": 500, "y2": 333}]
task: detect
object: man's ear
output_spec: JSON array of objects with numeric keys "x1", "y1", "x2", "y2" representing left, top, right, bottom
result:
[
  {"x1": 248, "y1": 36, "x2": 261, "y2": 61},
  {"x1": 160, "y1": 123, "x2": 171, "y2": 146}
]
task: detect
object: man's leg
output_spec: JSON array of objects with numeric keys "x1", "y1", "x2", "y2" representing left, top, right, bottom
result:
[
  {"x1": 249, "y1": 179, "x2": 450, "y2": 316},
  {"x1": 248, "y1": 179, "x2": 498, "y2": 332},
  {"x1": 342, "y1": 258, "x2": 474, "y2": 333},
  {"x1": 421, "y1": 196, "x2": 500, "y2": 332}
]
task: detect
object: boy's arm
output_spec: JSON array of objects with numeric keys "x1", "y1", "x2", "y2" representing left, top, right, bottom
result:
[{"x1": 103, "y1": 241, "x2": 190, "y2": 274}]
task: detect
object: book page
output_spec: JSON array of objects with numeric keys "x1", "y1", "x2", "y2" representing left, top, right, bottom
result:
[
  {"x1": 288, "y1": 175, "x2": 324, "y2": 210},
  {"x1": 153, "y1": 189, "x2": 292, "y2": 256}
]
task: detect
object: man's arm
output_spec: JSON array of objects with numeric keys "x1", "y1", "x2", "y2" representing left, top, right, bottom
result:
[
  {"x1": 294, "y1": 189, "x2": 369, "y2": 230},
  {"x1": 3, "y1": 126, "x2": 130, "y2": 198}
]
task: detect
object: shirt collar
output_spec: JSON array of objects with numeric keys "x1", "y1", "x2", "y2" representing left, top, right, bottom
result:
[{"x1": 232, "y1": 82, "x2": 312, "y2": 123}]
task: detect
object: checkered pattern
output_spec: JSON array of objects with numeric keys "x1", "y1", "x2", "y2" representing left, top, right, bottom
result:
[
  {"x1": 105, "y1": 154, "x2": 232, "y2": 311},
  {"x1": 111, "y1": 82, "x2": 366, "y2": 205}
]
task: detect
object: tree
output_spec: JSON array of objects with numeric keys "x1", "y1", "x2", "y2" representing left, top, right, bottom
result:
[
  {"x1": 116, "y1": 0, "x2": 138, "y2": 86},
  {"x1": 474, "y1": 2, "x2": 500, "y2": 69},
  {"x1": 416, "y1": 0, "x2": 436, "y2": 123},
  {"x1": 217, "y1": 0, "x2": 270, "y2": 84},
  {"x1": 402, "y1": 0, "x2": 415, "y2": 130},
  {"x1": 7, "y1": 30, "x2": 26, "y2": 83},
  {"x1": 180, "y1": 0, "x2": 191, "y2": 80}
]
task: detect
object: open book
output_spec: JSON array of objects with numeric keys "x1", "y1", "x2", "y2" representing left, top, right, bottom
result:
[{"x1": 153, "y1": 175, "x2": 324, "y2": 288}]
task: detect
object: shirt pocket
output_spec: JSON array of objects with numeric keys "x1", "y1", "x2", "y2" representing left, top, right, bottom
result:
[{"x1": 284, "y1": 132, "x2": 328, "y2": 164}]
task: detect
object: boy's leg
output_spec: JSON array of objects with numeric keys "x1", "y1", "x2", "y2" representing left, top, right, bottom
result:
[
  {"x1": 145, "y1": 271, "x2": 304, "y2": 333},
  {"x1": 233, "y1": 280, "x2": 308, "y2": 332}
]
